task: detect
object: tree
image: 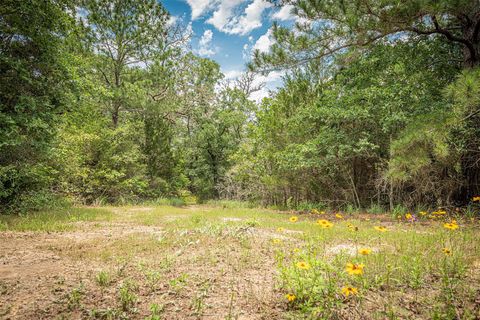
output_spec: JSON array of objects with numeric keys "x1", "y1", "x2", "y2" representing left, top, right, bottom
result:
[
  {"x1": 81, "y1": 0, "x2": 170, "y2": 126},
  {"x1": 251, "y1": 0, "x2": 479, "y2": 71},
  {"x1": 0, "y1": 0, "x2": 74, "y2": 210}
]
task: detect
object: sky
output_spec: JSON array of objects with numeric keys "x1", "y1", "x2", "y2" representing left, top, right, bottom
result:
[{"x1": 162, "y1": 0, "x2": 296, "y2": 101}]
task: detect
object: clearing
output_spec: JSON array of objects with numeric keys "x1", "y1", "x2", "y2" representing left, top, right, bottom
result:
[{"x1": 0, "y1": 205, "x2": 479, "y2": 319}]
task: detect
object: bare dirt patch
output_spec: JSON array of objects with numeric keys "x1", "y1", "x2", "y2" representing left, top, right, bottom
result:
[{"x1": 0, "y1": 223, "x2": 281, "y2": 319}]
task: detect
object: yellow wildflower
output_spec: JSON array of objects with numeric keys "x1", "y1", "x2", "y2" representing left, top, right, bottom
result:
[
  {"x1": 341, "y1": 286, "x2": 358, "y2": 297},
  {"x1": 442, "y1": 248, "x2": 452, "y2": 256},
  {"x1": 443, "y1": 222, "x2": 459, "y2": 230},
  {"x1": 289, "y1": 216, "x2": 298, "y2": 223},
  {"x1": 311, "y1": 209, "x2": 320, "y2": 215},
  {"x1": 345, "y1": 262, "x2": 364, "y2": 275},
  {"x1": 296, "y1": 261, "x2": 310, "y2": 270},
  {"x1": 358, "y1": 248, "x2": 372, "y2": 255},
  {"x1": 472, "y1": 196, "x2": 480, "y2": 202},
  {"x1": 374, "y1": 226, "x2": 388, "y2": 232},
  {"x1": 277, "y1": 227, "x2": 285, "y2": 232},
  {"x1": 405, "y1": 213, "x2": 412, "y2": 220},
  {"x1": 335, "y1": 213, "x2": 344, "y2": 219},
  {"x1": 285, "y1": 293, "x2": 296, "y2": 302},
  {"x1": 317, "y1": 219, "x2": 333, "y2": 228},
  {"x1": 419, "y1": 211, "x2": 427, "y2": 216}
]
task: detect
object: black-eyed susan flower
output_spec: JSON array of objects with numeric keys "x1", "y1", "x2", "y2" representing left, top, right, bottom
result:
[
  {"x1": 405, "y1": 213, "x2": 412, "y2": 220},
  {"x1": 442, "y1": 248, "x2": 452, "y2": 256},
  {"x1": 345, "y1": 262, "x2": 364, "y2": 275},
  {"x1": 374, "y1": 226, "x2": 388, "y2": 232},
  {"x1": 277, "y1": 227, "x2": 285, "y2": 232},
  {"x1": 358, "y1": 248, "x2": 372, "y2": 255},
  {"x1": 296, "y1": 261, "x2": 310, "y2": 270},
  {"x1": 341, "y1": 286, "x2": 358, "y2": 297},
  {"x1": 443, "y1": 222, "x2": 459, "y2": 230},
  {"x1": 289, "y1": 216, "x2": 298, "y2": 223},
  {"x1": 317, "y1": 219, "x2": 333, "y2": 228},
  {"x1": 285, "y1": 293, "x2": 296, "y2": 302}
]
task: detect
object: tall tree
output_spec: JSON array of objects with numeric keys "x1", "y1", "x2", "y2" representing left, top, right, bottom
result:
[
  {"x1": 251, "y1": 0, "x2": 479, "y2": 70},
  {"x1": 0, "y1": 0, "x2": 74, "y2": 209},
  {"x1": 81, "y1": 0, "x2": 170, "y2": 126}
]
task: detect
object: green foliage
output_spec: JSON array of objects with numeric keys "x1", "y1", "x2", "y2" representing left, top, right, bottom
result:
[{"x1": 0, "y1": 0, "x2": 74, "y2": 211}]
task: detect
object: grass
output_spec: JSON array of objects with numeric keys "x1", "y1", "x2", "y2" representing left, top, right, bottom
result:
[{"x1": 0, "y1": 205, "x2": 479, "y2": 319}]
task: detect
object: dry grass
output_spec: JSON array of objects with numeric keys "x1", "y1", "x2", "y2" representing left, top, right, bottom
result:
[{"x1": 0, "y1": 205, "x2": 479, "y2": 319}]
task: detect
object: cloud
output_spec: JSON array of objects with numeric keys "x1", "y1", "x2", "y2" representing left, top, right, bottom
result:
[
  {"x1": 272, "y1": 4, "x2": 295, "y2": 21},
  {"x1": 186, "y1": 0, "x2": 215, "y2": 20},
  {"x1": 253, "y1": 28, "x2": 274, "y2": 53},
  {"x1": 197, "y1": 29, "x2": 217, "y2": 57},
  {"x1": 203, "y1": 0, "x2": 271, "y2": 35}
]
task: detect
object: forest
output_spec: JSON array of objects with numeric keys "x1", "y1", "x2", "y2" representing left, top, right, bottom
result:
[
  {"x1": 1, "y1": 0, "x2": 479, "y2": 213},
  {"x1": 1, "y1": 1, "x2": 480, "y2": 319}
]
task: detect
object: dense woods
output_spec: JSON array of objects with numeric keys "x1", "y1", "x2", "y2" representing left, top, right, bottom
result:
[{"x1": 1, "y1": 0, "x2": 479, "y2": 213}]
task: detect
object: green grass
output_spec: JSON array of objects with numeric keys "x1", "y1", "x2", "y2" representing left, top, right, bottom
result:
[
  {"x1": 0, "y1": 207, "x2": 114, "y2": 232},
  {"x1": 1, "y1": 205, "x2": 479, "y2": 319}
]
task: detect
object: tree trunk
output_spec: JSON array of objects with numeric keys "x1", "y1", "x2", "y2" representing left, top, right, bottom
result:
[{"x1": 461, "y1": 13, "x2": 480, "y2": 68}]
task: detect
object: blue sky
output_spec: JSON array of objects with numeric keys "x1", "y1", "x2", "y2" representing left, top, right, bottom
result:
[{"x1": 162, "y1": 0, "x2": 296, "y2": 100}]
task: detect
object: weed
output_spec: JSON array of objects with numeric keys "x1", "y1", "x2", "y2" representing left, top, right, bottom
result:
[{"x1": 95, "y1": 270, "x2": 111, "y2": 287}]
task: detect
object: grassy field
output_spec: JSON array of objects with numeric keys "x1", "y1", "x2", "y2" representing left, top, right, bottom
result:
[{"x1": 0, "y1": 205, "x2": 479, "y2": 319}]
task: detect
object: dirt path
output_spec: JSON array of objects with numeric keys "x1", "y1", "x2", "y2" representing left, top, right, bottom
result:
[{"x1": 0, "y1": 223, "x2": 282, "y2": 319}]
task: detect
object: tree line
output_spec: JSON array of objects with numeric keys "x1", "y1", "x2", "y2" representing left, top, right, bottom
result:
[{"x1": 1, "y1": 0, "x2": 479, "y2": 213}]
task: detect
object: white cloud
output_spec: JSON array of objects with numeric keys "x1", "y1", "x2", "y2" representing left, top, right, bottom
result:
[
  {"x1": 206, "y1": 0, "x2": 271, "y2": 35},
  {"x1": 272, "y1": 4, "x2": 295, "y2": 21},
  {"x1": 167, "y1": 15, "x2": 179, "y2": 26},
  {"x1": 197, "y1": 29, "x2": 217, "y2": 57},
  {"x1": 223, "y1": 69, "x2": 244, "y2": 80},
  {"x1": 242, "y1": 43, "x2": 250, "y2": 59},
  {"x1": 186, "y1": 0, "x2": 216, "y2": 20},
  {"x1": 253, "y1": 28, "x2": 274, "y2": 53}
]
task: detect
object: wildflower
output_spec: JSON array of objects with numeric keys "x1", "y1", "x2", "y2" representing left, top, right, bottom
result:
[
  {"x1": 277, "y1": 227, "x2": 285, "y2": 232},
  {"x1": 341, "y1": 286, "x2": 358, "y2": 297},
  {"x1": 296, "y1": 261, "x2": 310, "y2": 270},
  {"x1": 405, "y1": 213, "x2": 412, "y2": 220},
  {"x1": 320, "y1": 211, "x2": 326, "y2": 214},
  {"x1": 347, "y1": 223, "x2": 358, "y2": 231},
  {"x1": 293, "y1": 248, "x2": 300, "y2": 253},
  {"x1": 419, "y1": 211, "x2": 427, "y2": 216},
  {"x1": 374, "y1": 226, "x2": 388, "y2": 232},
  {"x1": 472, "y1": 196, "x2": 480, "y2": 202},
  {"x1": 335, "y1": 213, "x2": 344, "y2": 219},
  {"x1": 345, "y1": 262, "x2": 364, "y2": 275},
  {"x1": 272, "y1": 238, "x2": 282, "y2": 245},
  {"x1": 442, "y1": 248, "x2": 452, "y2": 256},
  {"x1": 358, "y1": 248, "x2": 372, "y2": 255},
  {"x1": 289, "y1": 216, "x2": 298, "y2": 223},
  {"x1": 311, "y1": 209, "x2": 320, "y2": 215},
  {"x1": 433, "y1": 210, "x2": 446, "y2": 215},
  {"x1": 317, "y1": 219, "x2": 333, "y2": 228},
  {"x1": 285, "y1": 293, "x2": 296, "y2": 302},
  {"x1": 443, "y1": 222, "x2": 459, "y2": 230}
]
